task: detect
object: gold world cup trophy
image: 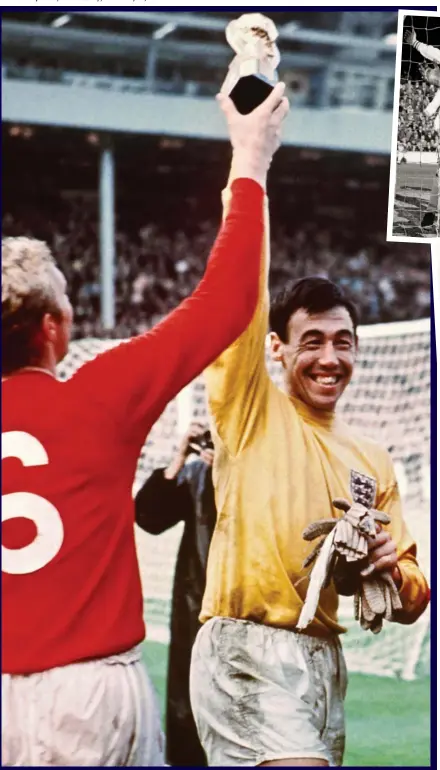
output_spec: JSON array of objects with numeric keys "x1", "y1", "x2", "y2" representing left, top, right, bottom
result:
[{"x1": 221, "y1": 13, "x2": 280, "y2": 114}]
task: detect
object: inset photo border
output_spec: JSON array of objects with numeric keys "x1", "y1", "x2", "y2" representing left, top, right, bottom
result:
[
  {"x1": 387, "y1": 9, "x2": 439, "y2": 243},
  {"x1": 433, "y1": 241, "x2": 440, "y2": 356}
]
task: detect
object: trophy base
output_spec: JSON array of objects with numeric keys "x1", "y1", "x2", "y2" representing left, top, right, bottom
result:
[{"x1": 229, "y1": 74, "x2": 274, "y2": 115}]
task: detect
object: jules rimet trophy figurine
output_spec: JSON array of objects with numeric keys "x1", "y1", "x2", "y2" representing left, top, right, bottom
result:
[{"x1": 221, "y1": 13, "x2": 281, "y2": 114}]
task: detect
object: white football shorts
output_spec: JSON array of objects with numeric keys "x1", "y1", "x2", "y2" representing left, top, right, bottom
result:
[
  {"x1": 2, "y1": 646, "x2": 165, "y2": 766},
  {"x1": 190, "y1": 618, "x2": 347, "y2": 767}
]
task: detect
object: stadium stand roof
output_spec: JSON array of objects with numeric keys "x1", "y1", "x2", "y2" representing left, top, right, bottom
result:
[
  {"x1": 2, "y1": 10, "x2": 398, "y2": 80},
  {"x1": 1, "y1": 11, "x2": 402, "y2": 151}
]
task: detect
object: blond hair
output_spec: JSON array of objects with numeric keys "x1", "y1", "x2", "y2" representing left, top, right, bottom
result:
[{"x1": 2, "y1": 237, "x2": 61, "y2": 374}]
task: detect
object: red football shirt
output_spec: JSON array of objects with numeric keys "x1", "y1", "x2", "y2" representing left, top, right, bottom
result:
[{"x1": 2, "y1": 178, "x2": 264, "y2": 674}]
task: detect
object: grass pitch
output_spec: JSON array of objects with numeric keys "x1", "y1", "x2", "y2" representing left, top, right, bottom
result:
[
  {"x1": 142, "y1": 640, "x2": 430, "y2": 767},
  {"x1": 392, "y1": 161, "x2": 438, "y2": 239}
]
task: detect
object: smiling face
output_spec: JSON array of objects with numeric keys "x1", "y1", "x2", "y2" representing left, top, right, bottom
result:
[
  {"x1": 270, "y1": 305, "x2": 357, "y2": 411},
  {"x1": 425, "y1": 66, "x2": 440, "y2": 88}
]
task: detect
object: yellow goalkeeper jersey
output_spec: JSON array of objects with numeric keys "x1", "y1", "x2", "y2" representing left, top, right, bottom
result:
[{"x1": 200, "y1": 186, "x2": 429, "y2": 636}]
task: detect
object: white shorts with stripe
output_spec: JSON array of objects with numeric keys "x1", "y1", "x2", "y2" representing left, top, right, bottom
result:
[
  {"x1": 190, "y1": 618, "x2": 347, "y2": 767},
  {"x1": 2, "y1": 646, "x2": 165, "y2": 767}
]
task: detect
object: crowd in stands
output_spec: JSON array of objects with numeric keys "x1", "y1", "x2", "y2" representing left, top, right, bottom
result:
[
  {"x1": 398, "y1": 79, "x2": 439, "y2": 152},
  {"x1": 2, "y1": 196, "x2": 430, "y2": 340},
  {"x1": 3, "y1": 58, "x2": 216, "y2": 99}
]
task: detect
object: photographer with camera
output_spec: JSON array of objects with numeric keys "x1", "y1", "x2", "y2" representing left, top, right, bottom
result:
[{"x1": 135, "y1": 422, "x2": 216, "y2": 767}]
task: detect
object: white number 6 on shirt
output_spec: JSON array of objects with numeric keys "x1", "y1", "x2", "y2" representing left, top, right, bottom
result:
[{"x1": 2, "y1": 431, "x2": 64, "y2": 575}]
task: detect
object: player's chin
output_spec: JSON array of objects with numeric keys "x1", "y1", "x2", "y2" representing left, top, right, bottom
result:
[{"x1": 305, "y1": 379, "x2": 347, "y2": 411}]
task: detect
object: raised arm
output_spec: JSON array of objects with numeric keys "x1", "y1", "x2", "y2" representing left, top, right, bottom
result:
[
  {"x1": 405, "y1": 29, "x2": 440, "y2": 65},
  {"x1": 135, "y1": 422, "x2": 212, "y2": 534},
  {"x1": 415, "y1": 42, "x2": 440, "y2": 65},
  {"x1": 204, "y1": 129, "x2": 275, "y2": 456},
  {"x1": 74, "y1": 85, "x2": 289, "y2": 449},
  {"x1": 424, "y1": 86, "x2": 440, "y2": 117},
  {"x1": 135, "y1": 423, "x2": 201, "y2": 533}
]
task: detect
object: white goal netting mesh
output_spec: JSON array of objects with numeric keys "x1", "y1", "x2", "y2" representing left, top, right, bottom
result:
[
  {"x1": 393, "y1": 15, "x2": 439, "y2": 239},
  {"x1": 58, "y1": 318, "x2": 431, "y2": 680}
]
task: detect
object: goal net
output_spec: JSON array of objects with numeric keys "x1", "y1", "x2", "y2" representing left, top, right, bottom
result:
[
  {"x1": 58, "y1": 317, "x2": 431, "y2": 681},
  {"x1": 393, "y1": 14, "x2": 439, "y2": 239}
]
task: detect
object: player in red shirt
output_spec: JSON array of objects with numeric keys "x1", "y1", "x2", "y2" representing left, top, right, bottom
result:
[{"x1": 2, "y1": 84, "x2": 289, "y2": 766}]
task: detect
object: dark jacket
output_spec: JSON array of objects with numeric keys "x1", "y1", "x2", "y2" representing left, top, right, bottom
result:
[{"x1": 135, "y1": 459, "x2": 216, "y2": 767}]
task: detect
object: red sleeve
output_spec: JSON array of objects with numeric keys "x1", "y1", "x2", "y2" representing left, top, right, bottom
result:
[{"x1": 73, "y1": 178, "x2": 264, "y2": 447}]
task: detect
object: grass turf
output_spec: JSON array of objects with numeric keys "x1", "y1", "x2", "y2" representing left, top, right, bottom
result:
[
  {"x1": 142, "y1": 640, "x2": 430, "y2": 767},
  {"x1": 392, "y1": 161, "x2": 438, "y2": 239}
]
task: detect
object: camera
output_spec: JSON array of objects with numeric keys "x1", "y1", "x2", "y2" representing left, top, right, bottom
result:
[{"x1": 188, "y1": 430, "x2": 214, "y2": 455}]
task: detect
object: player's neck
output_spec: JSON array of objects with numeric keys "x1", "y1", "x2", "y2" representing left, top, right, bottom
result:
[
  {"x1": 16, "y1": 346, "x2": 58, "y2": 380},
  {"x1": 2, "y1": 365, "x2": 56, "y2": 382}
]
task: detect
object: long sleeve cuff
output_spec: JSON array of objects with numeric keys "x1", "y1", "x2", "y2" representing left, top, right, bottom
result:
[
  {"x1": 229, "y1": 177, "x2": 265, "y2": 206},
  {"x1": 394, "y1": 561, "x2": 431, "y2": 624},
  {"x1": 415, "y1": 41, "x2": 440, "y2": 64}
]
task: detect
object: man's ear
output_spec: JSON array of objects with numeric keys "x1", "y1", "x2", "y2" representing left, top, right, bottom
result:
[
  {"x1": 41, "y1": 313, "x2": 58, "y2": 345},
  {"x1": 270, "y1": 332, "x2": 284, "y2": 364}
]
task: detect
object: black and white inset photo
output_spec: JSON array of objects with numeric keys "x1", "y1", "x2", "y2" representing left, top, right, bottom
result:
[{"x1": 388, "y1": 10, "x2": 440, "y2": 242}]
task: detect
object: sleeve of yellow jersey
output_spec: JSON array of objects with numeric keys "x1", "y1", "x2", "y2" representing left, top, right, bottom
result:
[
  {"x1": 204, "y1": 171, "x2": 271, "y2": 457},
  {"x1": 377, "y1": 453, "x2": 430, "y2": 624}
]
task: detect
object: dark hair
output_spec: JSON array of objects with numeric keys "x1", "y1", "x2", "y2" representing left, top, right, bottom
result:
[{"x1": 269, "y1": 276, "x2": 359, "y2": 342}]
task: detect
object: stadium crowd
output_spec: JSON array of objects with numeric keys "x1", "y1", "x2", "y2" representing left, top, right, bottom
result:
[
  {"x1": 2, "y1": 197, "x2": 430, "y2": 340},
  {"x1": 398, "y1": 79, "x2": 439, "y2": 151},
  {"x1": 2, "y1": 57, "x2": 388, "y2": 110}
]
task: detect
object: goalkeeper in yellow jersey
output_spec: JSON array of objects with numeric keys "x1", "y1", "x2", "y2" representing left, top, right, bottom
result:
[
  {"x1": 189, "y1": 169, "x2": 430, "y2": 766},
  {"x1": 405, "y1": 27, "x2": 440, "y2": 228}
]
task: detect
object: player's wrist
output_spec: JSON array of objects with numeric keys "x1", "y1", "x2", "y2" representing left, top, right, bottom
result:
[{"x1": 231, "y1": 150, "x2": 268, "y2": 191}]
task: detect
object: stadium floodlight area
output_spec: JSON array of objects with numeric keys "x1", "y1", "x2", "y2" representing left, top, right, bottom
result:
[
  {"x1": 393, "y1": 16, "x2": 440, "y2": 238},
  {"x1": 58, "y1": 317, "x2": 430, "y2": 682}
]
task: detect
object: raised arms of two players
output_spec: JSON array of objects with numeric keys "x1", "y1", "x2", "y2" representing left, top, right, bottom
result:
[
  {"x1": 202, "y1": 90, "x2": 291, "y2": 457},
  {"x1": 75, "y1": 85, "x2": 289, "y2": 449},
  {"x1": 203, "y1": 170, "x2": 272, "y2": 457}
]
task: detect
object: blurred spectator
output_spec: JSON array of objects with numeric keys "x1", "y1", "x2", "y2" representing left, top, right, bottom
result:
[
  {"x1": 2, "y1": 190, "x2": 430, "y2": 339},
  {"x1": 398, "y1": 79, "x2": 439, "y2": 151},
  {"x1": 135, "y1": 421, "x2": 216, "y2": 767}
]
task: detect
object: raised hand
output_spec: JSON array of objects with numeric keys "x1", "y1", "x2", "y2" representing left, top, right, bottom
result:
[
  {"x1": 217, "y1": 81, "x2": 290, "y2": 188},
  {"x1": 164, "y1": 422, "x2": 210, "y2": 480},
  {"x1": 404, "y1": 29, "x2": 417, "y2": 47}
]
